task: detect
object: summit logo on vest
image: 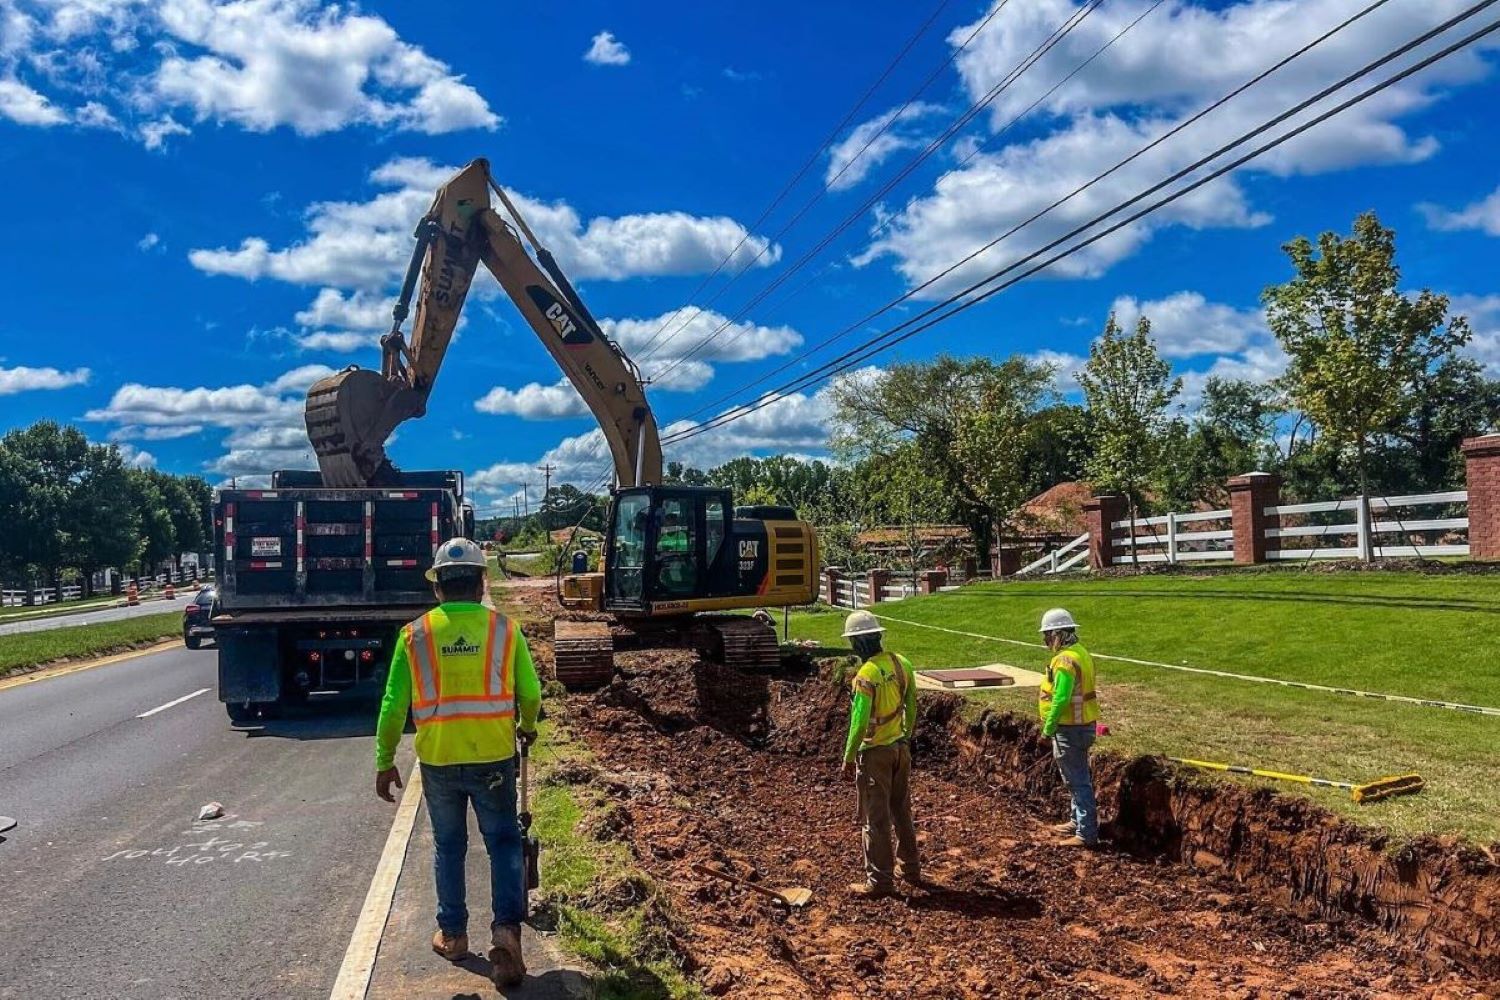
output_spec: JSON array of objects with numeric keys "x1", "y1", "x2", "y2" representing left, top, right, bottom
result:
[{"x1": 441, "y1": 635, "x2": 481, "y2": 656}]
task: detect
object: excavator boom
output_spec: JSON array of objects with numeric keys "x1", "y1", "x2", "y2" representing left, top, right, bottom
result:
[{"x1": 305, "y1": 159, "x2": 661, "y2": 489}]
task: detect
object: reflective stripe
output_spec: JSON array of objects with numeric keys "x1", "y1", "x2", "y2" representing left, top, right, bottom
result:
[
  {"x1": 408, "y1": 613, "x2": 440, "y2": 707},
  {"x1": 412, "y1": 696, "x2": 515, "y2": 724}
]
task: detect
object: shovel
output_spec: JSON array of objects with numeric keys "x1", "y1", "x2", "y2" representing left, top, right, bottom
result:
[
  {"x1": 519, "y1": 741, "x2": 540, "y2": 892},
  {"x1": 691, "y1": 863, "x2": 813, "y2": 908}
]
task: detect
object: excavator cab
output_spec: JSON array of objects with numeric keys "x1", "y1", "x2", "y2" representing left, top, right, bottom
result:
[{"x1": 602, "y1": 486, "x2": 733, "y2": 612}]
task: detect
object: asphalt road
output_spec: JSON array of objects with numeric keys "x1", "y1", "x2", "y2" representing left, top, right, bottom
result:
[
  {"x1": 0, "y1": 646, "x2": 407, "y2": 999},
  {"x1": 0, "y1": 593, "x2": 193, "y2": 636}
]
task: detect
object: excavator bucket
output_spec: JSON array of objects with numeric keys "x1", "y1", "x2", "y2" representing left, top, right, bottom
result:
[{"x1": 305, "y1": 367, "x2": 418, "y2": 487}]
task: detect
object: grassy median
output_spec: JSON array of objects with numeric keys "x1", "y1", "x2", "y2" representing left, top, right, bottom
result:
[
  {"x1": 0, "y1": 611, "x2": 181, "y2": 678},
  {"x1": 790, "y1": 570, "x2": 1500, "y2": 844}
]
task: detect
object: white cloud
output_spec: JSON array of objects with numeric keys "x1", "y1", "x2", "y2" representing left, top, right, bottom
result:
[
  {"x1": 583, "y1": 30, "x2": 630, "y2": 67},
  {"x1": 109, "y1": 424, "x2": 203, "y2": 442},
  {"x1": 264, "y1": 363, "x2": 335, "y2": 394},
  {"x1": 74, "y1": 100, "x2": 117, "y2": 129},
  {"x1": 189, "y1": 157, "x2": 781, "y2": 292},
  {"x1": 1451, "y1": 293, "x2": 1500, "y2": 375},
  {"x1": 863, "y1": 1, "x2": 1496, "y2": 297},
  {"x1": 294, "y1": 287, "x2": 389, "y2": 330},
  {"x1": 1, "y1": 0, "x2": 498, "y2": 142},
  {"x1": 1177, "y1": 340, "x2": 1288, "y2": 408},
  {"x1": 0, "y1": 364, "x2": 91, "y2": 395},
  {"x1": 1109, "y1": 291, "x2": 1266, "y2": 358},
  {"x1": 1419, "y1": 186, "x2": 1500, "y2": 237},
  {"x1": 825, "y1": 102, "x2": 944, "y2": 192},
  {"x1": 293, "y1": 330, "x2": 378, "y2": 352},
  {"x1": 475, "y1": 380, "x2": 588, "y2": 420},
  {"x1": 471, "y1": 308, "x2": 804, "y2": 419},
  {"x1": 116, "y1": 442, "x2": 156, "y2": 469},
  {"x1": 137, "y1": 231, "x2": 160, "y2": 251},
  {"x1": 1028, "y1": 349, "x2": 1087, "y2": 393},
  {"x1": 0, "y1": 77, "x2": 66, "y2": 124}
]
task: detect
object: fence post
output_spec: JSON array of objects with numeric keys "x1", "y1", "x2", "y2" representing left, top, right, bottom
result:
[
  {"x1": 1166, "y1": 512, "x2": 1178, "y2": 565},
  {"x1": 1356, "y1": 494, "x2": 1372, "y2": 561},
  {"x1": 1228, "y1": 472, "x2": 1281, "y2": 564},
  {"x1": 1463, "y1": 434, "x2": 1500, "y2": 560},
  {"x1": 1048, "y1": 550, "x2": 1058, "y2": 574},
  {"x1": 918, "y1": 569, "x2": 948, "y2": 594},
  {"x1": 1082, "y1": 495, "x2": 1128, "y2": 570},
  {"x1": 823, "y1": 567, "x2": 841, "y2": 606},
  {"x1": 867, "y1": 568, "x2": 890, "y2": 605}
]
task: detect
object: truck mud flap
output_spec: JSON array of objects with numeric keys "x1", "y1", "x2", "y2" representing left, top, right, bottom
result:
[{"x1": 218, "y1": 628, "x2": 282, "y2": 703}]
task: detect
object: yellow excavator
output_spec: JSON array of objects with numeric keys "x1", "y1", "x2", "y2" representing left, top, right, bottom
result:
[{"x1": 304, "y1": 159, "x2": 818, "y2": 688}]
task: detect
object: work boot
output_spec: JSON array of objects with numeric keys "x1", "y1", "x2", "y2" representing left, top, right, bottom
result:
[
  {"x1": 898, "y1": 867, "x2": 925, "y2": 888},
  {"x1": 1056, "y1": 835, "x2": 1096, "y2": 849},
  {"x1": 488, "y1": 924, "x2": 526, "y2": 988},
  {"x1": 848, "y1": 881, "x2": 894, "y2": 899},
  {"x1": 431, "y1": 929, "x2": 468, "y2": 962},
  {"x1": 1049, "y1": 820, "x2": 1077, "y2": 834}
]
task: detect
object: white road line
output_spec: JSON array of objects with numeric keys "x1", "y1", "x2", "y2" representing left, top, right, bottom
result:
[
  {"x1": 136, "y1": 687, "x2": 211, "y2": 718},
  {"x1": 330, "y1": 765, "x2": 424, "y2": 1000}
]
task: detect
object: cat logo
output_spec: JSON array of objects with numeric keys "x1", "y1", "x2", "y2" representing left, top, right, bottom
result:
[
  {"x1": 525, "y1": 285, "x2": 592, "y2": 347},
  {"x1": 440, "y1": 635, "x2": 481, "y2": 657},
  {"x1": 738, "y1": 540, "x2": 760, "y2": 559}
]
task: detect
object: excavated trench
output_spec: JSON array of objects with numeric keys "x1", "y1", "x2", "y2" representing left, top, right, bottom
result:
[{"x1": 509, "y1": 588, "x2": 1498, "y2": 998}]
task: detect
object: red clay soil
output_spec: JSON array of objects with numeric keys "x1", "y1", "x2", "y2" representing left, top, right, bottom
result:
[{"x1": 504, "y1": 586, "x2": 1498, "y2": 999}]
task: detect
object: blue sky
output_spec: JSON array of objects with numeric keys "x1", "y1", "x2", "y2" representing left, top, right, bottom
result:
[{"x1": 2, "y1": 0, "x2": 1499, "y2": 514}]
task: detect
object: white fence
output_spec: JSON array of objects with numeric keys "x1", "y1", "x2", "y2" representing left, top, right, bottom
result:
[
  {"x1": 1110, "y1": 508, "x2": 1234, "y2": 566},
  {"x1": 1014, "y1": 532, "x2": 1091, "y2": 576},
  {"x1": 1, "y1": 568, "x2": 206, "y2": 607},
  {"x1": 1264, "y1": 490, "x2": 1468, "y2": 560}
]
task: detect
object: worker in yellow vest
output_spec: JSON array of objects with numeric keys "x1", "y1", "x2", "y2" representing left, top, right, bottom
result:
[
  {"x1": 1038, "y1": 608, "x2": 1100, "y2": 847},
  {"x1": 840, "y1": 610, "x2": 920, "y2": 897},
  {"x1": 375, "y1": 537, "x2": 541, "y2": 988}
]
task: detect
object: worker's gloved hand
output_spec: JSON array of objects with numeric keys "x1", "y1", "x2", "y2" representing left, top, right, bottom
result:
[
  {"x1": 517, "y1": 727, "x2": 538, "y2": 751},
  {"x1": 376, "y1": 766, "x2": 403, "y2": 803}
]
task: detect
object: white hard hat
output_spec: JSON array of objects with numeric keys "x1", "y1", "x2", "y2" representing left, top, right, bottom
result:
[
  {"x1": 1039, "y1": 608, "x2": 1078, "y2": 633},
  {"x1": 426, "y1": 537, "x2": 488, "y2": 582},
  {"x1": 843, "y1": 610, "x2": 885, "y2": 637}
]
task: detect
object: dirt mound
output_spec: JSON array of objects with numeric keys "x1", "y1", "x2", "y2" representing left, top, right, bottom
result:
[{"x1": 504, "y1": 584, "x2": 1499, "y2": 997}]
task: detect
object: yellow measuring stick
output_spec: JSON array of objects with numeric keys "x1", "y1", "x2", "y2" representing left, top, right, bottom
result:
[{"x1": 1168, "y1": 757, "x2": 1423, "y2": 803}]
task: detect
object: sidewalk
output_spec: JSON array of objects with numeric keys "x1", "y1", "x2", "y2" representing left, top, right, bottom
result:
[{"x1": 367, "y1": 806, "x2": 592, "y2": 999}]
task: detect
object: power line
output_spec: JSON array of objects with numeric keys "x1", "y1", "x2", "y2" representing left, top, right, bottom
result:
[
  {"x1": 665, "y1": 4, "x2": 1499, "y2": 446},
  {"x1": 631, "y1": 0, "x2": 959, "y2": 360},
  {"x1": 645, "y1": 0, "x2": 1106, "y2": 382},
  {"x1": 675, "y1": 0, "x2": 1174, "y2": 422}
]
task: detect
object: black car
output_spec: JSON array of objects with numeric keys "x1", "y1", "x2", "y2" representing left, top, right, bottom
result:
[{"x1": 183, "y1": 587, "x2": 218, "y2": 650}]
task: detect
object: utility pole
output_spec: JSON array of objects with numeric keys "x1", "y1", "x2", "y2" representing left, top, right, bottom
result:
[
  {"x1": 522, "y1": 482, "x2": 529, "y2": 516},
  {"x1": 539, "y1": 464, "x2": 554, "y2": 508}
]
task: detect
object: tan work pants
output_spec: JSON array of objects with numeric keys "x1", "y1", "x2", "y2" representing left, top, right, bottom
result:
[{"x1": 856, "y1": 741, "x2": 919, "y2": 889}]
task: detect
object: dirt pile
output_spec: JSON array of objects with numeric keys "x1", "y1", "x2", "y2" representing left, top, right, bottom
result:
[{"x1": 506, "y1": 586, "x2": 1498, "y2": 998}]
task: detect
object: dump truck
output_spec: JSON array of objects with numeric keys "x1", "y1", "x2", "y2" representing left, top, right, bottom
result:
[{"x1": 211, "y1": 469, "x2": 474, "y2": 724}]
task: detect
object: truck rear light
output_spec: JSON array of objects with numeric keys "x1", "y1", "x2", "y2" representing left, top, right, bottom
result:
[
  {"x1": 309, "y1": 651, "x2": 321, "y2": 662},
  {"x1": 360, "y1": 650, "x2": 374, "y2": 663},
  {"x1": 349, "y1": 628, "x2": 359, "y2": 637},
  {"x1": 185, "y1": 604, "x2": 200, "y2": 614}
]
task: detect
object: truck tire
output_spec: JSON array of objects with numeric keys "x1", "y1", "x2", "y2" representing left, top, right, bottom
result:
[
  {"x1": 185, "y1": 634, "x2": 202, "y2": 650},
  {"x1": 225, "y1": 701, "x2": 258, "y2": 724}
]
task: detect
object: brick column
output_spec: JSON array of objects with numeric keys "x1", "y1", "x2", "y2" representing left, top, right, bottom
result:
[
  {"x1": 1463, "y1": 434, "x2": 1500, "y2": 560},
  {"x1": 1227, "y1": 472, "x2": 1282, "y2": 564},
  {"x1": 961, "y1": 556, "x2": 978, "y2": 581},
  {"x1": 823, "y1": 567, "x2": 841, "y2": 605},
  {"x1": 993, "y1": 546, "x2": 1020, "y2": 577},
  {"x1": 1083, "y1": 495, "x2": 1128, "y2": 570},
  {"x1": 918, "y1": 569, "x2": 948, "y2": 594},
  {"x1": 867, "y1": 568, "x2": 890, "y2": 604}
]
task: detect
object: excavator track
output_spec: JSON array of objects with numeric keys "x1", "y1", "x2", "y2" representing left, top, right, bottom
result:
[
  {"x1": 700, "y1": 616, "x2": 782, "y2": 672},
  {"x1": 553, "y1": 620, "x2": 615, "y2": 690}
]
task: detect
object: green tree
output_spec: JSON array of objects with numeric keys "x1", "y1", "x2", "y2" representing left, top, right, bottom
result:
[
  {"x1": 126, "y1": 468, "x2": 177, "y2": 574},
  {"x1": 951, "y1": 358, "x2": 1058, "y2": 539},
  {"x1": 1077, "y1": 313, "x2": 1182, "y2": 532},
  {"x1": 0, "y1": 421, "x2": 86, "y2": 590},
  {"x1": 64, "y1": 444, "x2": 142, "y2": 595},
  {"x1": 1158, "y1": 378, "x2": 1281, "y2": 509},
  {"x1": 1263, "y1": 211, "x2": 1471, "y2": 500}
]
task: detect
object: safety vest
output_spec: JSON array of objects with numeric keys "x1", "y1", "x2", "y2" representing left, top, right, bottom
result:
[
  {"x1": 852, "y1": 652, "x2": 912, "y2": 751},
  {"x1": 1039, "y1": 642, "x2": 1100, "y2": 726},
  {"x1": 405, "y1": 604, "x2": 519, "y2": 765}
]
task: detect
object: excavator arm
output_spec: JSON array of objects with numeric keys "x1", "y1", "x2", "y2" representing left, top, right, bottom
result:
[{"x1": 305, "y1": 158, "x2": 662, "y2": 490}]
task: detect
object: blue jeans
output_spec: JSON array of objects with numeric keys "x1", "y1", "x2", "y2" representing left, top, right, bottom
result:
[
  {"x1": 1052, "y1": 724, "x2": 1098, "y2": 844},
  {"x1": 420, "y1": 759, "x2": 525, "y2": 935}
]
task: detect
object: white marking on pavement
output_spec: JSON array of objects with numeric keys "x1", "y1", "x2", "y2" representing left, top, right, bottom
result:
[
  {"x1": 329, "y1": 765, "x2": 424, "y2": 1000},
  {"x1": 136, "y1": 687, "x2": 211, "y2": 718}
]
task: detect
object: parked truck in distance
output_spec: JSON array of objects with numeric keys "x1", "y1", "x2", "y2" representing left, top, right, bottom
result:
[{"x1": 211, "y1": 470, "x2": 474, "y2": 724}]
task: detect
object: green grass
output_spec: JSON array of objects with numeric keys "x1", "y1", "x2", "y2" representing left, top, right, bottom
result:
[
  {"x1": 0, "y1": 611, "x2": 181, "y2": 678},
  {"x1": 0, "y1": 593, "x2": 123, "y2": 623},
  {"x1": 529, "y1": 721, "x2": 703, "y2": 1000},
  {"x1": 791, "y1": 570, "x2": 1500, "y2": 844}
]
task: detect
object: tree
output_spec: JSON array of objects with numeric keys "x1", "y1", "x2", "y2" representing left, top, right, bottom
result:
[
  {"x1": 0, "y1": 421, "x2": 86, "y2": 590},
  {"x1": 1077, "y1": 313, "x2": 1182, "y2": 532},
  {"x1": 1157, "y1": 378, "x2": 1281, "y2": 509},
  {"x1": 829, "y1": 354, "x2": 1055, "y2": 563},
  {"x1": 1379, "y1": 357, "x2": 1500, "y2": 492},
  {"x1": 951, "y1": 358, "x2": 1059, "y2": 540},
  {"x1": 63, "y1": 444, "x2": 141, "y2": 595},
  {"x1": 126, "y1": 468, "x2": 177, "y2": 573},
  {"x1": 1263, "y1": 211, "x2": 1471, "y2": 500}
]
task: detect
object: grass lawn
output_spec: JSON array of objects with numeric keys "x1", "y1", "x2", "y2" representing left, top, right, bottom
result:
[
  {"x1": 0, "y1": 611, "x2": 181, "y2": 678},
  {"x1": 789, "y1": 571, "x2": 1500, "y2": 844},
  {"x1": 0, "y1": 593, "x2": 123, "y2": 623}
]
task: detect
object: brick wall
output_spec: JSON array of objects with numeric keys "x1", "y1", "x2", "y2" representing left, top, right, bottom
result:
[
  {"x1": 1083, "y1": 495, "x2": 1128, "y2": 570},
  {"x1": 1463, "y1": 435, "x2": 1500, "y2": 560},
  {"x1": 1227, "y1": 472, "x2": 1282, "y2": 564}
]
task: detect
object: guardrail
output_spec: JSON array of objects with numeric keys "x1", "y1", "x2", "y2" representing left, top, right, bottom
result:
[{"x1": 2, "y1": 565, "x2": 207, "y2": 607}]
